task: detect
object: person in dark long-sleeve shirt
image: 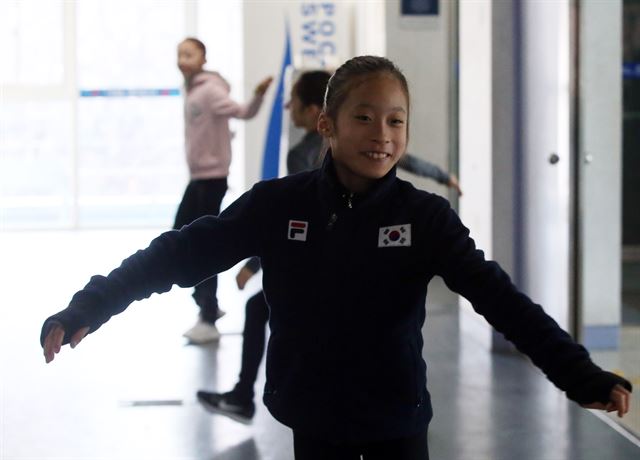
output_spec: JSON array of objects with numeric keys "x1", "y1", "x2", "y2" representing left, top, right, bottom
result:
[{"x1": 41, "y1": 57, "x2": 631, "y2": 460}]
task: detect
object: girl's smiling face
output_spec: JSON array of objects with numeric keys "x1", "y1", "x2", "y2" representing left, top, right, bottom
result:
[{"x1": 318, "y1": 74, "x2": 408, "y2": 193}]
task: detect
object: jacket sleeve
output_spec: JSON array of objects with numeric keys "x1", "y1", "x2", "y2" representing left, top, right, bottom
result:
[
  {"x1": 429, "y1": 198, "x2": 631, "y2": 404},
  {"x1": 208, "y1": 86, "x2": 264, "y2": 119},
  {"x1": 40, "y1": 186, "x2": 266, "y2": 347},
  {"x1": 398, "y1": 154, "x2": 450, "y2": 184}
]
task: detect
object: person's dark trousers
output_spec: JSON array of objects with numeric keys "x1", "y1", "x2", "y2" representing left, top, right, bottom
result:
[
  {"x1": 293, "y1": 430, "x2": 429, "y2": 460},
  {"x1": 232, "y1": 291, "x2": 269, "y2": 402},
  {"x1": 173, "y1": 177, "x2": 227, "y2": 323}
]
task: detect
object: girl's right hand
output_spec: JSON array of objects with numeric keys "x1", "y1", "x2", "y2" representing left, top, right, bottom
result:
[
  {"x1": 254, "y1": 76, "x2": 274, "y2": 96},
  {"x1": 43, "y1": 323, "x2": 90, "y2": 363}
]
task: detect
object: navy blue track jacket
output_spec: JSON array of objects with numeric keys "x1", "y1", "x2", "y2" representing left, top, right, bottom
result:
[{"x1": 41, "y1": 154, "x2": 630, "y2": 443}]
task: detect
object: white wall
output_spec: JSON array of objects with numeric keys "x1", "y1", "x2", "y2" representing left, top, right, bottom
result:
[
  {"x1": 520, "y1": 0, "x2": 572, "y2": 331},
  {"x1": 242, "y1": 2, "x2": 284, "y2": 189},
  {"x1": 458, "y1": 0, "x2": 494, "y2": 348},
  {"x1": 385, "y1": 0, "x2": 453, "y2": 200},
  {"x1": 579, "y1": 0, "x2": 622, "y2": 344},
  {"x1": 457, "y1": 0, "x2": 574, "y2": 345}
]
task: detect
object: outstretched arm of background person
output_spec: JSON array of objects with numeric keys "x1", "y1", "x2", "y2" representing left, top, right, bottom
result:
[
  {"x1": 447, "y1": 174, "x2": 462, "y2": 196},
  {"x1": 397, "y1": 154, "x2": 462, "y2": 196},
  {"x1": 209, "y1": 76, "x2": 273, "y2": 119}
]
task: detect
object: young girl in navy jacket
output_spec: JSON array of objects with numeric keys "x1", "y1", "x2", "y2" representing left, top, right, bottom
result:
[{"x1": 41, "y1": 56, "x2": 632, "y2": 460}]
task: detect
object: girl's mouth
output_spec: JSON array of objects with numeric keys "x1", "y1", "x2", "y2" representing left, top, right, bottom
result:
[{"x1": 362, "y1": 151, "x2": 391, "y2": 160}]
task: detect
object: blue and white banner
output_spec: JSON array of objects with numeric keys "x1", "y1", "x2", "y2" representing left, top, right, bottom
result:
[
  {"x1": 260, "y1": 1, "x2": 352, "y2": 180},
  {"x1": 289, "y1": 1, "x2": 350, "y2": 69},
  {"x1": 79, "y1": 88, "x2": 180, "y2": 97}
]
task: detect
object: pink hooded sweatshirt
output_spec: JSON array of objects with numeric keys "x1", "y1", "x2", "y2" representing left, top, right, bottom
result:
[{"x1": 184, "y1": 71, "x2": 264, "y2": 179}]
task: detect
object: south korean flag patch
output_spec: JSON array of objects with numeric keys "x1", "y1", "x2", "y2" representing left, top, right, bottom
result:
[{"x1": 378, "y1": 224, "x2": 411, "y2": 248}]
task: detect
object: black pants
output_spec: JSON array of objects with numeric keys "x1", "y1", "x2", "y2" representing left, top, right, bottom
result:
[
  {"x1": 173, "y1": 178, "x2": 227, "y2": 323},
  {"x1": 293, "y1": 430, "x2": 429, "y2": 460},
  {"x1": 232, "y1": 291, "x2": 269, "y2": 401}
]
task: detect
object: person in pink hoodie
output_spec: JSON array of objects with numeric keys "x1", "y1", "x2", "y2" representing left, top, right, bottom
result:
[{"x1": 176, "y1": 37, "x2": 273, "y2": 344}]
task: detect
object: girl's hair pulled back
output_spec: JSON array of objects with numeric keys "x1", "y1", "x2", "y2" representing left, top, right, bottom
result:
[
  {"x1": 323, "y1": 56, "x2": 410, "y2": 121},
  {"x1": 183, "y1": 37, "x2": 207, "y2": 58}
]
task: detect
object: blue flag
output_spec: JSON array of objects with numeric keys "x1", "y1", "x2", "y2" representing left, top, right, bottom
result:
[{"x1": 261, "y1": 24, "x2": 293, "y2": 180}]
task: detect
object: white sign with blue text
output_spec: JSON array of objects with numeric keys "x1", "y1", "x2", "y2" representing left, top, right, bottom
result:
[{"x1": 288, "y1": 1, "x2": 351, "y2": 69}]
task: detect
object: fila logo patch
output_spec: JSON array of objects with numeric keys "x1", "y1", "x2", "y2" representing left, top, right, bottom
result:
[
  {"x1": 378, "y1": 224, "x2": 411, "y2": 247},
  {"x1": 288, "y1": 220, "x2": 308, "y2": 241}
]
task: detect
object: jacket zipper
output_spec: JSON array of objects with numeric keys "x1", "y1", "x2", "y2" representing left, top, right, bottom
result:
[
  {"x1": 342, "y1": 192, "x2": 354, "y2": 209},
  {"x1": 326, "y1": 213, "x2": 338, "y2": 230},
  {"x1": 327, "y1": 193, "x2": 354, "y2": 230}
]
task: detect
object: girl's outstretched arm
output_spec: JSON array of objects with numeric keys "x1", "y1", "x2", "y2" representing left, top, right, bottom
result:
[
  {"x1": 40, "y1": 187, "x2": 266, "y2": 361},
  {"x1": 429, "y1": 197, "x2": 632, "y2": 414}
]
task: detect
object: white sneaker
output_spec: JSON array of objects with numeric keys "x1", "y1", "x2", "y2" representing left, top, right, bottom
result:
[{"x1": 183, "y1": 320, "x2": 221, "y2": 344}]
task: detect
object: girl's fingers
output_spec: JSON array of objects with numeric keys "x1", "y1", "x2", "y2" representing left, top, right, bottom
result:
[
  {"x1": 43, "y1": 325, "x2": 90, "y2": 362},
  {"x1": 55, "y1": 327, "x2": 64, "y2": 353},
  {"x1": 70, "y1": 327, "x2": 90, "y2": 348},
  {"x1": 43, "y1": 324, "x2": 65, "y2": 363},
  {"x1": 611, "y1": 385, "x2": 630, "y2": 417},
  {"x1": 580, "y1": 384, "x2": 632, "y2": 417}
]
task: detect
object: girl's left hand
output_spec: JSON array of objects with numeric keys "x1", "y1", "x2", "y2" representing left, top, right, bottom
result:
[{"x1": 581, "y1": 384, "x2": 632, "y2": 417}]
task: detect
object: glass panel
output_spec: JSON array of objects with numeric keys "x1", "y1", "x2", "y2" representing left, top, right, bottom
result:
[
  {"x1": 0, "y1": 101, "x2": 73, "y2": 228},
  {"x1": 0, "y1": 0, "x2": 64, "y2": 86},
  {"x1": 589, "y1": 0, "x2": 640, "y2": 438},
  {"x1": 76, "y1": 0, "x2": 186, "y2": 227},
  {"x1": 623, "y1": 1, "x2": 640, "y2": 247},
  {"x1": 619, "y1": 0, "x2": 640, "y2": 436},
  {"x1": 76, "y1": 0, "x2": 185, "y2": 88},
  {"x1": 77, "y1": 97, "x2": 184, "y2": 228}
]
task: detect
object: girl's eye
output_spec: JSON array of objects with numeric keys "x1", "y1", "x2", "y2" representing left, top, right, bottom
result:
[
  {"x1": 391, "y1": 119, "x2": 405, "y2": 126},
  {"x1": 354, "y1": 115, "x2": 371, "y2": 121}
]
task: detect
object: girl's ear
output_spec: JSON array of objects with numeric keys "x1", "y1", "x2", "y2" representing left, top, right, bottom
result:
[{"x1": 317, "y1": 112, "x2": 333, "y2": 138}]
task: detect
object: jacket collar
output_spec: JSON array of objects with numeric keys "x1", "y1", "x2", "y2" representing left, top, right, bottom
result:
[{"x1": 318, "y1": 150, "x2": 397, "y2": 210}]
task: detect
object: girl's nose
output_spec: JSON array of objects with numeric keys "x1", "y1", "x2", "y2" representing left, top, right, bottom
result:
[{"x1": 372, "y1": 125, "x2": 391, "y2": 144}]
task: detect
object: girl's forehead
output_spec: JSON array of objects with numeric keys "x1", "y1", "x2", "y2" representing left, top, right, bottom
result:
[{"x1": 343, "y1": 75, "x2": 408, "y2": 110}]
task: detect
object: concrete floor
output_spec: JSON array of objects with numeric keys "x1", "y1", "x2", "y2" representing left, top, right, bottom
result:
[{"x1": 1, "y1": 229, "x2": 639, "y2": 459}]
